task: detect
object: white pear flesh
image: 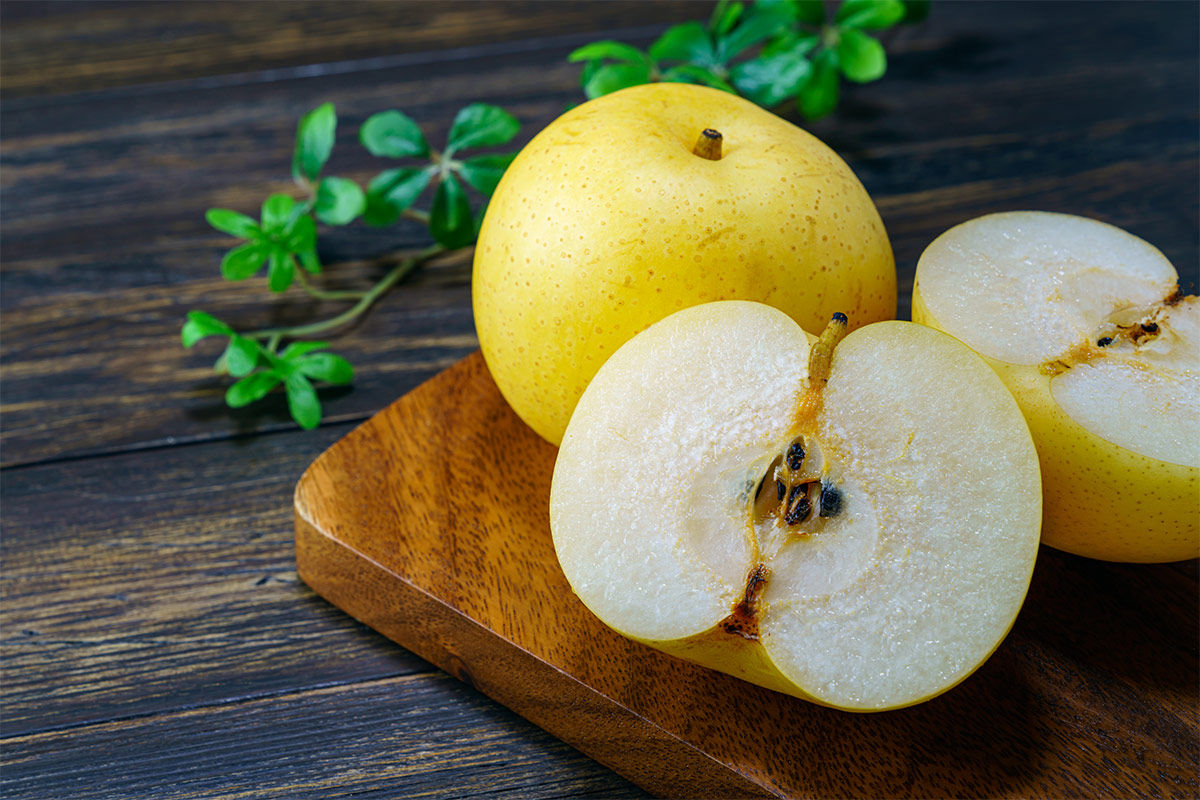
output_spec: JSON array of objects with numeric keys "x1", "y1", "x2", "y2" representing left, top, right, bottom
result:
[
  {"x1": 914, "y1": 211, "x2": 1198, "y2": 562},
  {"x1": 550, "y1": 301, "x2": 1042, "y2": 711}
]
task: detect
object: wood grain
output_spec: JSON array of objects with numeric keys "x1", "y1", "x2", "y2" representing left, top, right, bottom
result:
[
  {"x1": 2, "y1": 1, "x2": 1196, "y2": 468},
  {"x1": 0, "y1": 1, "x2": 709, "y2": 98},
  {"x1": 0, "y1": 421, "x2": 414, "y2": 737},
  {"x1": 0, "y1": 417, "x2": 645, "y2": 797},
  {"x1": 1, "y1": 672, "x2": 645, "y2": 800},
  {"x1": 296, "y1": 352, "x2": 1199, "y2": 799}
]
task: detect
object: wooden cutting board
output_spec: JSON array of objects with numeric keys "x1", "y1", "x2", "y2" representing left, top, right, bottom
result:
[{"x1": 294, "y1": 351, "x2": 1198, "y2": 799}]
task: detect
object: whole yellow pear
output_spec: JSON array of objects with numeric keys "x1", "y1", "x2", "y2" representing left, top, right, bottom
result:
[{"x1": 473, "y1": 82, "x2": 895, "y2": 445}]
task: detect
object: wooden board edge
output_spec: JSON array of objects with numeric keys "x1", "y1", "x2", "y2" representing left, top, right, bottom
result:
[{"x1": 293, "y1": 472, "x2": 778, "y2": 800}]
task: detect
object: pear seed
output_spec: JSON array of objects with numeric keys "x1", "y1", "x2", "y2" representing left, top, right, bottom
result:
[
  {"x1": 1096, "y1": 336, "x2": 1114, "y2": 347},
  {"x1": 776, "y1": 480, "x2": 786, "y2": 501},
  {"x1": 786, "y1": 441, "x2": 805, "y2": 472},
  {"x1": 785, "y1": 484, "x2": 811, "y2": 525},
  {"x1": 819, "y1": 484, "x2": 844, "y2": 518}
]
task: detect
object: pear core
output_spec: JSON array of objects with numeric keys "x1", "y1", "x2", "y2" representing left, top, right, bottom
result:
[{"x1": 550, "y1": 301, "x2": 1041, "y2": 711}]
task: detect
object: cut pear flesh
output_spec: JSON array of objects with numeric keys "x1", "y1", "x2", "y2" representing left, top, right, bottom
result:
[
  {"x1": 914, "y1": 211, "x2": 1198, "y2": 562},
  {"x1": 916, "y1": 211, "x2": 1198, "y2": 468},
  {"x1": 550, "y1": 301, "x2": 1041, "y2": 711}
]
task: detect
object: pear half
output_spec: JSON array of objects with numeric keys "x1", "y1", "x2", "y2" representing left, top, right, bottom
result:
[
  {"x1": 914, "y1": 211, "x2": 1198, "y2": 562},
  {"x1": 550, "y1": 301, "x2": 1041, "y2": 711}
]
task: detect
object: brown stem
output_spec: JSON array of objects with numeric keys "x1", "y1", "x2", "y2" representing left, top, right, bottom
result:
[{"x1": 692, "y1": 128, "x2": 723, "y2": 161}]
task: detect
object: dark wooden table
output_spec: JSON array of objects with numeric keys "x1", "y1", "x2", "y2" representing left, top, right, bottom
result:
[{"x1": 2, "y1": 2, "x2": 1197, "y2": 798}]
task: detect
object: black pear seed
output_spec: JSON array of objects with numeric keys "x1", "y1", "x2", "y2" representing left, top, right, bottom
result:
[
  {"x1": 1096, "y1": 336, "x2": 1113, "y2": 347},
  {"x1": 785, "y1": 484, "x2": 811, "y2": 525},
  {"x1": 786, "y1": 442, "x2": 805, "y2": 472},
  {"x1": 819, "y1": 484, "x2": 844, "y2": 518},
  {"x1": 776, "y1": 480, "x2": 786, "y2": 501}
]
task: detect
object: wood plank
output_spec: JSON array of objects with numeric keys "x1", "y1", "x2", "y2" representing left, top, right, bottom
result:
[
  {"x1": 0, "y1": 421, "x2": 430, "y2": 737},
  {"x1": 0, "y1": 0, "x2": 708, "y2": 97},
  {"x1": 296, "y1": 352, "x2": 1199, "y2": 799},
  {"x1": 2, "y1": 3, "x2": 1196, "y2": 466},
  {"x1": 0, "y1": 672, "x2": 647, "y2": 800}
]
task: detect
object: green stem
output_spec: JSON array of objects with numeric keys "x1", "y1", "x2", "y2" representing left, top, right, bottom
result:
[
  {"x1": 403, "y1": 208, "x2": 431, "y2": 224},
  {"x1": 295, "y1": 270, "x2": 368, "y2": 301},
  {"x1": 247, "y1": 243, "x2": 444, "y2": 341}
]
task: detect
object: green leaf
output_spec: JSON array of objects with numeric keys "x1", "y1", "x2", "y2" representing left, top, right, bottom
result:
[
  {"x1": 901, "y1": 0, "x2": 931, "y2": 23},
  {"x1": 224, "y1": 335, "x2": 261, "y2": 377},
  {"x1": 717, "y1": 1, "x2": 798, "y2": 62},
  {"x1": 365, "y1": 167, "x2": 434, "y2": 226},
  {"x1": 292, "y1": 102, "x2": 336, "y2": 184},
  {"x1": 837, "y1": 28, "x2": 887, "y2": 82},
  {"x1": 280, "y1": 341, "x2": 330, "y2": 360},
  {"x1": 220, "y1": 241, "x2": 270, "y2": 281},
  {"x1": 798, "y1": 49, "x2": 840, "y2": 119},
  {"x1": 315, "y1": 177, "x2": 366, "y2": 226},
  {"x1": 578, "y1": 59, "x2": 603, "y2": 91},
  {"x1": 285, "y1": 374, "x2": 321, "y2": 430},
  {"x1": 298, "y1": 248, "x2": 321, "y2": 274},
  {"x1": 709, "y1": 1, "x2": 745, "y2": 36},
  {"x1": 446, "y1": 104, "x2": 520, "y2": 155},
  {"x1": 794, "y1": 0, "x2": 826, "y2": 25},
  {"x1": 649, "y1": 22, "x2": 717, "y2": 66},
  {"x1": 362, "y1": 192, "x2": 400, "y2": 227},
  {"x1": 731, "y1": 43, "x2": 814, "y2": 106},
  {"x1": 761, "y1": 29, "x2": 816, "y2": 56},
  {"x1": 283, "y1": 213, "x2": 316, "y2": 253},
  {"x1": 360, "y1": 110, "x2": 429, "y2": 159},
  {"x1": 583, "y1": 62, "x2": 652, "y2": 99},
  {"x1": 205, "y1": 209, "x2": 260, "y2": 239},
  {"x1": 567, "y1": 41, "x2": 652, "y2": 67},
  {"x1": 836, "y1": 0, "x2": 905, "y2": 29},
  {"x1": 181, "y1": 311, "x2": 233, "y2": 347},
  {"x1": 429, "y1": 173, "x2": 475, "y2": 250},
  {"x1": 457, "y1": 153, "x2": 516, "y2": 196},
  {"x1": 261, "y1": 194, "x2": 295, "y2": 233},
  {"x1": 297, "y1": 352, "x2": 354, "y2": 385},
  {"x1": 661, "y1": 64, "x2": 736, "y2": 94},
  {"x1": 226, "y1": 372, "x2": 282, "y2": 408},
  {"x1": 267, "y1": 248, "x2": 295, "y2": 292}
]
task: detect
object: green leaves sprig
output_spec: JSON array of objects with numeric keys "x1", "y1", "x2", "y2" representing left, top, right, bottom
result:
[
  {"x1": 187, "y1": 101, "x2": 521, "y2": 430},
  {"x1": 570, "y1": 0, "x2": 929, "y2": 119},
  {"x1": 182, "y1": 312, "x2": 352, "y2": 430},
  {"x1": 360, "y1": 103, "x2": 519, "y2": 248}
]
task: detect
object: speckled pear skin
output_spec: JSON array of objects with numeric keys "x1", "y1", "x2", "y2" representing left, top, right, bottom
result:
[{"x1": 473, "y1": 82, "x2": 895, "y2": 445}]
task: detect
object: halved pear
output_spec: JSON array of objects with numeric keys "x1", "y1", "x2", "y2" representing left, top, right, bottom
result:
[
  {"x1": 913, "y1": 211, "x2": 1198, "y2": 562},
  {"x1": 550, "y1": 301, "x2": 1041, "y2": 711}
]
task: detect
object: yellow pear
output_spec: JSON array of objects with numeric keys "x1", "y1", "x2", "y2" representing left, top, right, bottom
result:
[
  {"x1": 914, "y1": 211, "x2": 1198, "y2": 562},
  {"x1": 474, "y1": 82, "x2": 895, "y2": 445}
]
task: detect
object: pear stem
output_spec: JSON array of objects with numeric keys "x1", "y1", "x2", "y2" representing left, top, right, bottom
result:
[
  {"x1": 692, "y1": 128, "x2": 723, "y2": 160},
  {"x1": 808, "y1": 312, "x2": 849, "y2": 383}
]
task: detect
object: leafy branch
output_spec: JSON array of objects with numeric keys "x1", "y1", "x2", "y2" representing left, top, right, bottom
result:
[
  {"x1": 570, "y1": 0, "x2": 929, "y2": 119},
  {"x1": 183, "y1": 102, "x2": 521, "y2": 428}
]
